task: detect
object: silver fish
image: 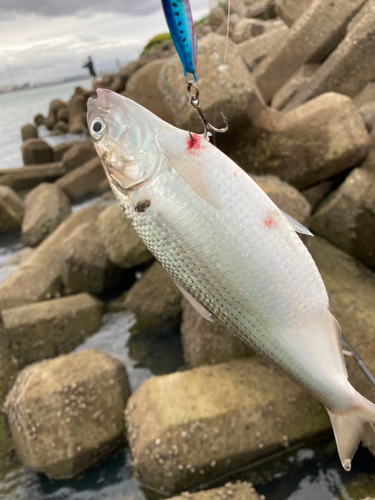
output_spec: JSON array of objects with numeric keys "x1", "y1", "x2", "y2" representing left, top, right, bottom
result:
[{"x1": 87, "y1": 88, "x2": 375, "y2": 471}]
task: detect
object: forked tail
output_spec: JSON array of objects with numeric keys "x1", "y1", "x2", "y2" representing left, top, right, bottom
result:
[{"x1": 326, "y1": 392, "x2": 375, "y2": 471}]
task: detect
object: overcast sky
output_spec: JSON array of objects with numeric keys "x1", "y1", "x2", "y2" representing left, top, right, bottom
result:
[{"x1": 0, "y1": 0, "x2": 210, "y2": 88}]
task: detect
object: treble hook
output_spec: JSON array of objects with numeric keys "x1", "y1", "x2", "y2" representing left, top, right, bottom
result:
[{"x1": 186, "y1": 80, "x2": 229, "y2": 141}]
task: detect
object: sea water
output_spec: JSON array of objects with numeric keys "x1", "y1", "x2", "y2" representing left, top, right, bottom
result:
[{"x1": 0, "y1": 78, "x2": 91, "y2": 170}]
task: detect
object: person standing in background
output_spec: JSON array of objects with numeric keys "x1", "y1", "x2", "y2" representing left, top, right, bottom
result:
[{"x1": 83, "y1": 56, "x2": 97, "y2": 86}]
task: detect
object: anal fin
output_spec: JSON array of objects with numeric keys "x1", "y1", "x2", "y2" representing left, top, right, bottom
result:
[{"x1": 173, "y1": 281, "x2": 212, "y2": 322}]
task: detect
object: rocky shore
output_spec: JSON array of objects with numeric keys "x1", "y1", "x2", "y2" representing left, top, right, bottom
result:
[{"x1": 1, "y1": 0, "x2": 375, "y2": 498}]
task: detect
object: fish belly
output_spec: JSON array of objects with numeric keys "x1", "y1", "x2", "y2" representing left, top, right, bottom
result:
[{"x1": 119, "y1": 145, "x2": 349, "y2": 411}]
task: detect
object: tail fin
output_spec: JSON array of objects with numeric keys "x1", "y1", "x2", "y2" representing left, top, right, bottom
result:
[{"x1": 326, "y1": 393, "x2": 375, "y2": 471}]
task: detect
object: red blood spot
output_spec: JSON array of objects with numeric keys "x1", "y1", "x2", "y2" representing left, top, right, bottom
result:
[
  {"x1": 263, "y1": 216, "x2": 274, "y2": 229},
  {"x1": 327, "y1": 306, "x2": 330, "y2": 311},
  {"x1": 187, "y1": 133, "x2": 201, "y2": 153}
]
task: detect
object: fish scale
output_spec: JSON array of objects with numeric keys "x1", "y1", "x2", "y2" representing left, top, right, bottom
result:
[{"x1": 88, "y1": 89, "x2": 375, "y2": 471}]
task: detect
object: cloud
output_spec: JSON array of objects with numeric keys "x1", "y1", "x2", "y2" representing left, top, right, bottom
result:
[{"x1": 0, "y1": 0, "x2": 161, "y2": 17}]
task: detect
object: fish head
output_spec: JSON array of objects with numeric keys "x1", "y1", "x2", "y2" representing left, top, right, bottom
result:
[{"x1": 87, "y1": 89, "x2": 163, "y2": 191}]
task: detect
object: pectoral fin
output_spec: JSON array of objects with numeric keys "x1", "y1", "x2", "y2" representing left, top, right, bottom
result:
[
  {"x1": 281, "y1": 211, "x2": 313, "y2": 236},
  {"x1": 173, "y1": 281, "x2": 212, "y2": 322}
]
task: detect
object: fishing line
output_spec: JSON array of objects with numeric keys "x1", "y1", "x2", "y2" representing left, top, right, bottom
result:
[
  {"x1": 213, "y1": 0, "x2": 231, "y2": 146},
  {"x1": 342, "y1": 335, "x2": 375, "y2": 388}
]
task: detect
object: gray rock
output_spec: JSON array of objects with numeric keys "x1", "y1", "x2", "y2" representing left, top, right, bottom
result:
[
  {"x1": 245, "y1": 0, "x2": 276, "y2": 20},
  {"x1": 56, "y1": 156, "x2": 108, "y2": 200},
  {"x1": 22, "y1": 138, "x2": 53, "y2": 165},
  {"x1": 57, "y1": 107, "x2": 69, "y2": 123},
  {"x1": 62, "y1": 139, "x2": 96, "y2": 172},
  {"x1": 125, "y1": 357, "x2": 329, "y2": 494},
  {"x1": 252, "y1": 174, "x2": 311, "y2": 226},
  {"x1": 34, "y1": 113, "x2": 45, "y2": 126},
  {"x1": 238, "y1": 24, "x2": 289, "y2": 72},
  {"x1": 220, "y1": 93, "x2": 369, "y2": 189},
  {"x1": 301, "y1": 179, "x2": 337, "y2": 212},
  {"x1": 21, "y1": 124, "x2": 38, "y2": 142},
  {"x1": 52, "y1": 142, "x2": 76, "y2": 162},
  {"x1": 208, "y1": 6, "x2": 225, "y2": 30},
  {"x1": 271, "y1": 63, "x2": 318, "y2": 110},
  {"x1": 285, "y1": 0, "x2": 375, "y2": 109},
  {"x1": 360, "y1": 146, "x2": 375, "y2": 176},
  {"x1": 1, "y1": 247, "x2": 34, "y2": 267},
  {"x1": 159, "y1": 33, "x2": 265, "y2": 133},
  {"x1": 118, "y1": 60, "x2": 141, "y2": 87},
  {"x1": 68, "y1": 94, "x2": 87, "y2": 134},
  {"x1": 61, "y1": 221, "x2": 120, "y2": 294},
  {"x1": 124, "y1": 262, "x2": 181, "y2": 326},
  {"x1": 0, "y1": 186, "x2": 24, "y2": 233},
  {"x1": 216, "y1": 13, "x2": 240, "y2": 39},
  {"x1": 254, "y1": 0, "x2": 368, "y2": 102},
  {"x1": 275, "y1": 0, "x2": 314, "y2": 26},
  {"x1": 181, "y1": 298, "x2": 253, "y2": 367},
  {"x1": 4, "y1": 349, "x2": 130, "y2": 479},
  {"x1": 232, "y1": 18, "x2": 286, "y2": 44},
  {"x1": 0, "y1": 163, "x2": 66, "y2": 192},
  {"x1": 359, "y1": 102, "x2": 375, "y2": 133},
  {"x1": 52, "y1": 121, "x2": 69, "y2": 134},
  {"x1": 354, "y1": 82, "x2": 375, "y2": 108},
  {"x1": 310, "y1": 168, "x2": 375, "y2": 270},
  {"x1": 22, "y1": 183, "x2": 71, "y2": 248},
  {"x1": 45, "y1": 99, "x2": 66, "y2": 130},
  {"x1": 1, "y1": 293, "x2": 103, "y2": 368},
  {"x1": 170, "y1": 483, "x2": 263, "y2": 500},
  {"x1": 98, "y1": 203, "x2": 152, "y2": 268},
  {"x1": 125, "y1": 60, "x2": 173, "y2": 123},
  {"x1": 0, "y1": 204, "x2": 105, "y2": 309}
]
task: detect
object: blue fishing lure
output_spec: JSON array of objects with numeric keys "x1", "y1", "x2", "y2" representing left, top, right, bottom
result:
[{"x1": 161, "y1": 0, "x2": 198, "y2": 79}]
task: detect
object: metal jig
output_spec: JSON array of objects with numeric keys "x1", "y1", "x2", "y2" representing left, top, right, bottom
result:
[{"x1": 186, "y1": 80, "x2": 229, "y2": 141}]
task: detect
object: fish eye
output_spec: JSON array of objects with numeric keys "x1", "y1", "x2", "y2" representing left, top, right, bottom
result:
[{"x1": 91, "y1": 118, "x2": 106, "y2": 141}]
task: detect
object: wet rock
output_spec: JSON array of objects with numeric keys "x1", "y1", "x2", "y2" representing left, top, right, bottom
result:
[
  {"x1": 1, "y1": 294, "x2": 103, "y2": 368},
  {"x1": 68, "y1": 93, "x2": 87, "y2": 134},
  {"x1": 21, "y1": 123, "x2": 38, "y2": 142},
  {"x1": 159, "y1": 33, "x2": 265, "y2": 133},
  {"x1": 125, "y1": 60, "x2": 174, "y2": 123},
  {"x1": 22, "y1": 138, "x2": 53, "y2": 165},
  {"x1": 310, "y1": 168, "x2": 375, "y2": 270},
  {"x1": 252, "y1": 174, "x2": 311, "y2": 226},
  {"x1": 61, "y1": 221, "x2": 120, "y2": 294},
  {"x1": 4, "y1": 349, "x2": 130, "y2": 479},
  {"x1": 56, "y1": 156, "x2": 108, "y2": 200},
  {"x1": 170, "y1": 482, "x2": 263, "y2": 500},
  {"x1": 271, "y1": 63, "x2": 318, "y2": 110},
  {"x1": 0, "y1": 204, "x2": 105, "y2": 309},
  {"x1": 254, "y1": 0, "x2": 367, "y2": 102},
  {"x1": 0, "y1": 163, "x2": 66, "y2": 192},
  {"x1": 22, "y1": 183, "x2": 71, "y2": 248},
  {"x1": 275, "y1": 0, "x2": 314, "y2": 26},
  {"x1": 34, "y1": 113, "x2": 45, "y2": 126},
  {"x1": 232, "y1": 18, "x2": 286, "y2": 45},
  {"x1": 285, "y1": 0, "x2": 375, "y2": 109},
  {"x1": 124, "y1": 262, "x2": 181, "y2": 326},
  {"x1": 220, "y1": 93, "x2": 369, "y2": 189},
  {"x1": 238, "y1": 23, "x2": 289, "y2": 72},
  {"x1": 181, "y1": 299, "x2": 253, "y2": 367},
  {"x1": 354, "y1": 82, "x2": 375, "y2": 108},
  {"x1": 52, "y1": 142, "x2": 76, "y2": 162},
  {"x1": 125, "y1": 357, "x2": 330, "y2": 494},
  {"x1": 98, "y1": 203, "x2": 152, "y2": 268},
  {"x1": 306, "y1": 236, "x2": 375, "y2": 407},
  {"x1": 62, "y1": 139, "x2": 96, "y2": 172},
  {"x1": 0, "y1": 186, "x2": 24, "y2": 233}
]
